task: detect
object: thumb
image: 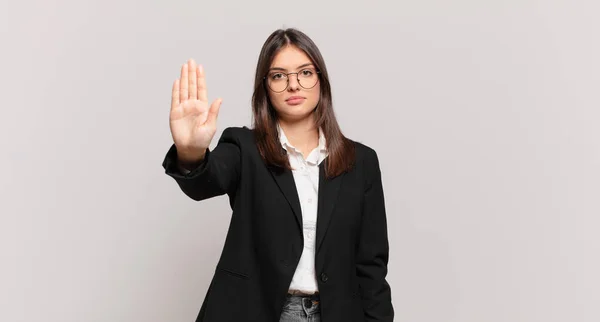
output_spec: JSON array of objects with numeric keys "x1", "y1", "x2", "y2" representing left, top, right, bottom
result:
[{"x1": 206, "y1": 98, "x2": 222, "y2": 126}]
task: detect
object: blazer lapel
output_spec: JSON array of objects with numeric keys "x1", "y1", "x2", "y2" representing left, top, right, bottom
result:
[
  {"x1": 269, "y1": 159, "x2": 345, "y2": 254},
  {"x1": 315, "y1": 160, "x2": 344, "y2": 254},
  {"x1": 269, "y1": 167, "x2": 303, "y2": 231}
]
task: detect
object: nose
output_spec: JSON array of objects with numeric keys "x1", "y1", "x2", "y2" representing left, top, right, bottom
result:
[{"x1": 287, "y1": 74, "x2": 300, "y2": 91}]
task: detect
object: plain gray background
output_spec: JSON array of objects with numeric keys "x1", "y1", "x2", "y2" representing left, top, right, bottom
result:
[{"x1": 1, "y1": 0, "x2": 598, "y2": 321}]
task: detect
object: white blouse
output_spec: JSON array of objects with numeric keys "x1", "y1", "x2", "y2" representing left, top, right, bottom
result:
[{"x1": 277, "y1": 124, "x2": 328, "y2": 294}]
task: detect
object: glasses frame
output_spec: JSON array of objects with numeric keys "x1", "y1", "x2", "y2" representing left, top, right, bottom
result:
[{"x1": 263, "y1": 68, "x2": 321, "y2": 93}]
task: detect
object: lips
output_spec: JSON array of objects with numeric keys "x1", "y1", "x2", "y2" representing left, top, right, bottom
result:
[
  {"x1": 286, "y1": 96, "x2": 305, "y2": 105},
  {"x1": 286, "y1": 96, "x2": 305, "y2": 101}
]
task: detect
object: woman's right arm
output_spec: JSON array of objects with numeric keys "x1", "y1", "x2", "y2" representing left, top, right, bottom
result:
[
  {"x1": 162, "y1": 59, "x2": 238, "y2": 201},
  {"x1": 162, "y1": 127, "x2": 241, "y2": 201}
]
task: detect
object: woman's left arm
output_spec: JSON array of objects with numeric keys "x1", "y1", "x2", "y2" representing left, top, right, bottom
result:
[{"x1": 355, "y1": 148, "x2": 394, "y2": 322}]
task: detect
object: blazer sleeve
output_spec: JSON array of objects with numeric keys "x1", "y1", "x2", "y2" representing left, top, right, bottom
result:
[
  {"x1": 356, "y1": 148, "x2": 394, "y2": 321},
  {"x1": 162, "y1": 127, "x2": 241, "y2": 201}
]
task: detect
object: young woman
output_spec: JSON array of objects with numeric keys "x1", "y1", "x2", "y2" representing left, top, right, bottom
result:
[{"x1": 163, "y1": 28, "x2": 393, "y2": 322}]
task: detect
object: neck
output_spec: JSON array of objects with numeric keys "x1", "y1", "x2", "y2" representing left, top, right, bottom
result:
[{"x1": 278, "y1": 115, "x2": 319, "y2": 154}]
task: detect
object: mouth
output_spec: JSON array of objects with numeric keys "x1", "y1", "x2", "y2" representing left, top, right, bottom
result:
[{"x1": 286, "y1": 97, "x2": 306, "y2": 105}]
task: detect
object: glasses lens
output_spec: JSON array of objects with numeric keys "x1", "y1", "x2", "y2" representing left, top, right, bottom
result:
[
  {"x1": 298, "y1": 69, "x2": 319, "y2": 89},
  {"x1": 267, "y1": 73, "x2": 288, "y2": 92}
]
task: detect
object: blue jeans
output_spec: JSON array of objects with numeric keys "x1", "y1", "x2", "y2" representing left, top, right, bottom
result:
[{"x1": 279, "y1": 294, "x2": 321, "y2": 322}]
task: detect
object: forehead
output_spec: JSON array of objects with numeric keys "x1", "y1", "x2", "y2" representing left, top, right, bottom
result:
[{"x1": 270, "y1": 45, "x2": 313, "y2": 69}]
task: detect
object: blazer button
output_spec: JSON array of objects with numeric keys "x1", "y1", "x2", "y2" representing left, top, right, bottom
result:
[{"x1": 320, "y1": 272, "x2": 329, "y2": 283}]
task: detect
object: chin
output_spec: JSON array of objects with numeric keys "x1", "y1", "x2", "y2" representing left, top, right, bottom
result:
[
  {"x1": 273, "y1": 100, "x2": 318, "y2": 119},
  {"x1": 278, "y1": 110, "x2": 314, "y2": 122}
]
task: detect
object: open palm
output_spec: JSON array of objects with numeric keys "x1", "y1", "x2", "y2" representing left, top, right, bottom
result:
[{"x1": 170, "y1": 59, "x2": 222, "y2": 161}]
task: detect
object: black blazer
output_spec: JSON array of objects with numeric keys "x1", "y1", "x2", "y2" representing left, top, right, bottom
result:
[{"x1": 162, "y1": 126, "x2": 393, "y2": 322}]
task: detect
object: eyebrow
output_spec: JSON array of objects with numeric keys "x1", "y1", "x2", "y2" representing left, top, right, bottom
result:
[{"x1": 269, "y1": 63, "x2": 314, "y2": 72}]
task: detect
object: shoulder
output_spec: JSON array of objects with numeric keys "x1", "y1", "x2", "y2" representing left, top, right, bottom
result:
[
  {"x1": 220, "y1": 125, "x2": 253, "y2": 137},
  {"x1": 345, "y1": 138, "x2": 383, "y2": 187},
  {"x1": 348, "y1": 138, "x2": 380, "y2": 167},
  {"x1": 341, "y1": 141, "x2": 383, "y2": 197},
  {"x1": 217, "y1": 126, "x2": 255, "y2": 145}
]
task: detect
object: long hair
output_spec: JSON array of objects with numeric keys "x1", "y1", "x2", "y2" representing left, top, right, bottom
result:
[{"x1": 251, "y1": 28, "x2": 355, "y2": 179}]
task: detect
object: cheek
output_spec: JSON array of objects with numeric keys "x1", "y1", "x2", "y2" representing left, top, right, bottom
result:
[
  {"x1": 268, "y1": 92, "x2": 286, "y2": 112},
  {"x1": 269, "y1": 93, "x2": 285, "y2": 106},
  {"x1": 308, "y1": 86, "x2": 321, "y2": 104}
]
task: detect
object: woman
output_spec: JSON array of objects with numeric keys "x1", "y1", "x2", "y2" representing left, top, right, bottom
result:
[{"x1": 162, "y1": 28, "x2": 394, "y2": 322}]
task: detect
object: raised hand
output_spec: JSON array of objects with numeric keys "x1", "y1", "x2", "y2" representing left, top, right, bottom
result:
[{"x1": 170, "y1": 59, "x2": 222, "y2": 164}]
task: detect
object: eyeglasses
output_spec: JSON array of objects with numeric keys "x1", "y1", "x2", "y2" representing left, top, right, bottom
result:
[{"x1": 264, "y1": 68, "x2": 321, "y2": 93}]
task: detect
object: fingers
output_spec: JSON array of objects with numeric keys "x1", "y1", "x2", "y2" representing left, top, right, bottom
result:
[
  {"x1": 206, "y1": 98, "x2": 223, "y2": 126},
  {"x1": 188, "y1": 59, "x2": 197, "y2": 100},
  {"x1": 179, "y1": 63, "x2": 188, "y2": 102},
  {"x1": 197, "y1": 64, "x2": 207, "y2": 102},
  {"x1": 176, "y1": 60, "x2": 205, "y2": 105},
  {"x1": 171, "y1": 79, "x2": 180, "y2": 110}
]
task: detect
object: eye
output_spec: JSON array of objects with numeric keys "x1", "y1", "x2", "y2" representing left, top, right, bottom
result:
[
  {"x1": 300, "y1": 69, "x2": 314, "y2": 76},
  {"x1": 270, "y1": 73, "x2": 285, "y2": 80}
]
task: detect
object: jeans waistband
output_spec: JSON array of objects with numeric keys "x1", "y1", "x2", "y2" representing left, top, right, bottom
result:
[{"x1": 286, "y1": 292, "x2": 320, "y2": 301}]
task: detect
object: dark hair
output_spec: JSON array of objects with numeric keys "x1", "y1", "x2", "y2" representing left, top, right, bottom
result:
[{"x1": 251, "y1": 28, "x2": 355, "y2": 179}]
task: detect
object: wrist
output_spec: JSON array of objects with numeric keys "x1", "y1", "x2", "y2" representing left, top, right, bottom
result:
[{"x1": 177, "y1": 147, "x2": 207, "y2": 168}]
